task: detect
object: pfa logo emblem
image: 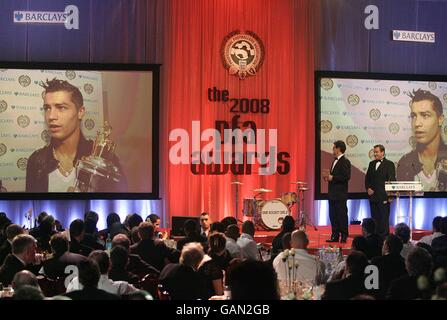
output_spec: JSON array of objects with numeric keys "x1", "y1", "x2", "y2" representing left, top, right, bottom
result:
[
  {"x1": 443, "y1": 94, "x2": 447, "y2": 104},
  {"x1": 84, "y1": 118, "x2": 95, "y2": 130},
  {"x1": 0, "y1": 143, "x2": 7, "y2": 157},
  {"x1": 17, "y1": 157, "x2": 28, "y2": 171},
  {"x1": 84, "y1": 83, "x2": 94, "y2": 95},
  {"x1": 221, "y1": 30, "x2": 265, "y2": 79},
  {"x1": 390, "y1": 86, "x2": 400, "y2": 97},
  {"x1": 369, "y1": 108, "x2": 381, "y2": 121},
  {"x1": 17, "y1": 115, "x2": 30, "y2": 128},
  {"x1": 347, "y1": 94, "x2": 360, "y2": 106},
  {"x1": 18, "y1": 75, "x2": 31, "y2": 87},
  {"x1": 346, "y1": 135, "x2": 358, "y2": 148},
  {"x1": 389, "y1": 122, "x2": 400, "y2": 135},
  {"x1": 320, "y1": 120, "x2": 332, "y2": 134},
  {"x1": 65, "y1": 71, "x2": 76, "y2": 80},
  {"x1": 368, "y1": 149, "x2": 375, "y2": 160},
  {"x1": 409, "y1": 136, "x2": 417, "y2": 149},
  {"x1": 0, "y1": 100, "x2": 7, "y2": 113},
  {"x1": 428, "y1": 82, "x2": 437, "y2": 90},
  {"x1": 41, "y1": 130, "x2": 51, "y2": 144},
  {"x1": 320, "y1": 78, "x2": 334, "y2": 91}
]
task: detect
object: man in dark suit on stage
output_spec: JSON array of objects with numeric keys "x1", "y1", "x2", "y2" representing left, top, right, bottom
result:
[
  {"x1": 323, "y1": 140, "x2": 351, "y2": 243},
  {"x1": 365, "y1": 144, "x2": 396, "y2": 239}
]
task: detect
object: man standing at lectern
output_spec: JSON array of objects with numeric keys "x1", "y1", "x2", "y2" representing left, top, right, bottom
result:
[
  {"x1": 323, "y1": 140, "x2": 351, "y2": 243},
  {"x1": 365, "y1": 144, "x2": 396, "y2": 239}
]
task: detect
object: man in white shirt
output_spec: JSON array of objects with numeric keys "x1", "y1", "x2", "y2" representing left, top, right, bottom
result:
[
  {"x1": 67, "y1": 250, "x2": 137, "y2": 296},
  {"x1": 273, "y1": 230, "x2": 325, "y2": 284},
  {"x1": 237, "y1": 221, "x2": 260, "y2": 261},
  {"x1": 418, "y1": 216, "x2": 443, "y2": 246},
  {"x1": 225, "y1": 224, "x2": 241, "y2": 259}
]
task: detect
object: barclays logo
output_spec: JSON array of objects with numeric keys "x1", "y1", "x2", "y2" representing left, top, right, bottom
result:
[{"x1": 13, "y1": 5, "x2": 79, "y2": 30}]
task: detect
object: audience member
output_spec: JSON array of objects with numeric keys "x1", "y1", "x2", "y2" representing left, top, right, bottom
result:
[
  {"x1": 237, "y1": 221, "x2": 260, "y2": 261},
  {"x1": 200, "y1": 212, "x2": 212, "y2": 238},
  {"x1": 109, "y1": 245, "x2": 139, "y2": 285},
  {"x1": 0, "y1": 224, "x2": 24, "y2": 265},
  {"x1": 394, "y1": 223, "x2": 414, "y2": 259},
  {"x1": 225, "y1": 224, "x2": 241, "y2": 259},
  {"x1": 271, "y1": 215, "x2": 295, "y2": 258},
  {"x1": 419, "y1": 216, "x2": 443, "y2": 246},
  {"x1": 176, "y1": 219, "x2": 207, "y2": 252},
  {"x1": 69, "y1": 219, "x2": 92, "y2": 257},
  {"x1": 362, "y1": 218, "x2": 383, "y2": 259}
]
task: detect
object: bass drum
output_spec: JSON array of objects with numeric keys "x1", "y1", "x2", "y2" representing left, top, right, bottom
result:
[{"x1": 259, "y1": 199, "x2": 290, "y2": 230}]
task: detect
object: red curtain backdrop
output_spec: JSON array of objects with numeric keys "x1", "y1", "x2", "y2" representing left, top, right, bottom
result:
[{"x1": 160, "y1": 0, "x2": 316, "y2": 224}]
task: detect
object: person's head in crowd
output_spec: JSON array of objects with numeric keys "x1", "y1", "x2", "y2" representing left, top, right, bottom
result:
[
  {"x1": 210, "y1": 222, "x2": 225, "y2": 235},
  {"x1": 110, "y1": 245, "x2": 129, "y2": 271},
  {"x1": 281, "y1": 215, "x2": 295, "y2": 233},
  {"x1": 84, "y1": 211, "x2": 99, "y2": 225},
  {"x1": 241, "y1": 221, "x2": 255, "y2": 237},
  {"x1": 106, "y1": 213, "x2": 121, "y2": 231},
  {"x1": 6, "y1": 224, "x2": 24, "y2": 242},
  {"x1": 440, "y1": 217, "x2": 447, "y2": 235},
  {"x1": 394, "y1": 223, "x2": 411, "y2": 244},
  {"x1": 147, "y1": 214, "x2": 161, "y2": 230},
  {"x1": 290, "y1": 230, "x2": 309, "y2": 250},
  {"x1": 281, "y1": 232, "x2": 292, "y2": 251},
  {"x1": 180, "y1": 242, "x2": 205, "y2": 271},
  {"x1": 12, "y1": 234, "x2": 37, "y2": 265},
  {"x1": 382, "y1": 234, "x2": 403, "y2": 256},
  {"x1": 54, "y1": 220, "x2": 64, "y2": 232},
  {"x1": 406, "y1": 247, "x2": 433, "y2": 277},
  {"x1": 138, "y1": 221, "x2": 155, "y2": 241},
  {"x1": 78, "y1": 259, "x2": 101, "y2": 288},
  {"x1": 112, "y1": 233, "x2": 131, "y2": 251},
  {"x1": 225, "y1": 224, "x2": 240, "y2": 241},
  {"x1": 130, "y1": 226, "x2": 141, "y2": 244},
  {"x1": 12, "y1": 270, "x2": 39, "y2": 291},
  {"x1": 50, "y1": 233, "x2": 69, "y2": 257},
  {"x1": 416, "y1": 242, "x2": 434, "y2": 257},
  {"x1": 36, "y1": 211, "x2": 48, "y2": 226},
  {"x1": 431, "y1": 216, "x2": 443, "y2": 233},
  {"x1": 39, "y1": 215, "x2": 55, "y2": 236},
  {"x1": 0, "y1": 212, "x2": 11, "y2": 230},
  {"x1": 408, "y1": 89, "x2": 444, "y2": 147},
  {"x1": 69, "y1": 219, "x2": 85, "y2": 242},
  {"x1": 13, "y1": 285, "x2": 44, "y2": 300},
  {"x1": 228, "y1": 260, "x2": 279, "y2": 300},
  {"x1": 221, "y1": 217, "x2": 238, "y2": 231},
  {"x1": 200, "y1": 212, "x2": 211, "y2": 232},
  {"x1": 362, "y1": 218, "x2": 376, "y2": 237},
  {"x1": 127, "y1": 214, "x2": 143, "y2": 230},
  {"x1": 84, "y1": 218, "x2": 97, "y2": 235},
  {"x1": 351, "y1": 294, "x2": 375, "y2": 300},
  {"x1": 345, "y1": 251, "x2": 369, "y2": 277},
  {"x1": 184, "y1": 219, "x2": 199, "y2": 237},
  {"x1": 88, "y1": 250, "x2": 110, "y2": 275},
  {"x1": 208, "y1": 233, "x2": 227, "y2": 256},
  {"x1": 351, "y1": 236, "x2": 369, "y2": 256}
]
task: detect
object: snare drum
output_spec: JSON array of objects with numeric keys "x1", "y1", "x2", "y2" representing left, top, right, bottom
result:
[
  {"x1": 281, "y1": 192, "x2": 297, "y2": 206},
  {"x1": 259, "y1": 200, "x2": 290, "y2": 230}
]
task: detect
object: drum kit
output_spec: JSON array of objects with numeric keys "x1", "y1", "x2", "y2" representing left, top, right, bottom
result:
[{"x1": 234, "y1": 181, "x2": 317, "y2": 231}]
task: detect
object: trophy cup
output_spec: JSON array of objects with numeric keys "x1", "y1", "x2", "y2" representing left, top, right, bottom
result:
[{"x1": 72, "y1": 121, "x2": 122, "y2": 192}]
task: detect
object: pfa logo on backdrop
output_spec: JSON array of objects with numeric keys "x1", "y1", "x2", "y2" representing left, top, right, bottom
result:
[
  {"x1": 368, "y1": 149, "x2": 375, "y2": 160},
  {"x1": 84, "y1": 118, "x2": 95, "y2": 130},
  {"x1": 83, "y1": 83, "x2": 94, "y2": 95},
  {"x1": 389, "y1": 122, "x2": 400, "y2": 135},
  {"x1": 221, "y1": 30, "x2": 265, "y2": 79},
  {"x1": 17, "y1": 115, "x2": 30, "y2": 128},
  {"x1": 369, "y1": 108, "x2": 381, "y2": 121},
  {"x1": 320, "y1": 78, "x2": 334, "y2": 91},
  {"x1": 41, "y1": 130, "x2": 51, "y2": 144},
  {"x1": 428, "y1": 82, "x2": 437, "y2": 90},
  {"x1": 0, "y1": 143, "x2": 7, "y2": 157},
  {"x1": 18, "y1": 75, "x2": 31, "y2": 87},
  {"x1": 65, "y1": 70, "x2": 76, "y2": 80},
  {"x1": 347, "y1": 94, "x2": 360, "y2": 106},
  {"x1": 0, "y1": 100, "x2": 8, "y2": 113},
  {"x1": 346, "y1": 135, "x2": 358, "y2": 148},
  {"x1": 320, "y1": 120, "x2": 333, "y2": 134},
  {"x1": 16, "y1": 158, "x2": 28, "y2": 171},
  {"x1": 390, "y1": 86, "x2": 400, "y2": 97}
]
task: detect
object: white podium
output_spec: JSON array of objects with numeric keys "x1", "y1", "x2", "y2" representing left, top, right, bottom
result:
[{"x1": 385, "y1": 181, "x2": 423, "y2": 239}]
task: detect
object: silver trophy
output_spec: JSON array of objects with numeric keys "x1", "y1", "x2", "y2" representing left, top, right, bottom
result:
[{"x1": 72, "y1": 121, "x2": 122, "y2": 192}]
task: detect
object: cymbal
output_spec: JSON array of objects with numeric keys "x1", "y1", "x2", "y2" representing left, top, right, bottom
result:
[
  {"x1": 291, "y1": 181, "x2": 307, "y2": 185},
  {"x1": 298, "y1": 187, "x2": 309, "y2": 191},
  {"x1": 231, "y1": 181, "x2": 243, "y2": 185},
  {"x1": 253, "y1": 188, "x2": 272, "y2": 193}
]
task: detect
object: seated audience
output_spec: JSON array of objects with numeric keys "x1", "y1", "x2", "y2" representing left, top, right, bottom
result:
[
  {"x1": 209, "y1": 222, "x2": 225, "y2": 235},
  {"x1": 36, "y1": 215, "x2": 57, "y2": 253},
  {"x1": 130, "y1": 226, "x2": 141, "y2": 244},
  {"x1": 273, "y1": 230, "x2": 325, "y2": 284},
  {"x1": 237, "y1": 221, "x2": 260, "y2": 261},
  {"x1": 271, "y1": 215, "x2": 295, "y2": 258},
  {"x1": 227, "y1": 260, "x2": 280, "y2": 300},
  {"x1": 29, "y1": 211, "x2": 48, "y2": 239},
  {"x1": 225, "y1": 224, "x2": 241, "y2": 259},
  {"x1": 176, "y1": 219, "x2": 207, "y2": 252},
  {"x1": 109, "y1": 245, "x2": 140, "y2": 285},
  {"x1": 67, "y1": 250, "x2": 137, "y2": 296},
  {"x1": 43, "y1": 233, "x2": 87, "y2": 279},
  {"x1": 431, "y1": 217, "x2": 447, "y2": 268},
  {"x1": 64, "y1": 259, "x2": 120, "y2": 300},
  {"x1": 130, "y1": 222, "x2": 171, "y2": 271},
  {"x1": 419, "y1": 216, "x2": 443, "y2": 246},
  {"x1": 126, "y1": 214, "x2": 143, "y2": 232},
  {"x1": 371, "y1": 234, "x2": 407, "y2": 299},
  {"x1": 13, "y1": 285, "x2": 44, "y2": 300},
  {"x1": 329, "y1": 236, "x2": 369, "y2": 281},
  {"x1": 12, "y1": 270, "x2": 40, "y2": 291},
  {"x1": 82, "y1": 212, "x2": 104, "y2": 250},
  {"x1": 0, "y1": 234, "x2": 40, "y2": 286},
  {"x1": 394, "y1": 223, "x2": 414, "y2": 259},
  {"x1": 362, "y1": 218, "x2": 383, "y2": 260},
  {"x1": 159, "y1": 242, "x2": 207, "y2": 300},
  {"x1": 69, "y1": 219, "x2": 93, "y2": 257},
  {"x1": 220, "y1": 217, "x2": 238, "y2": 231},
  {"x1": 0, "y1": 224, "x2": 24, "y2": 265},
  {"x1": 322, "y1": 251, "x2": 369, "y2": 300},
  {"x1": 387, "y1": 246, "x2": 433, "y2": 300}
]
